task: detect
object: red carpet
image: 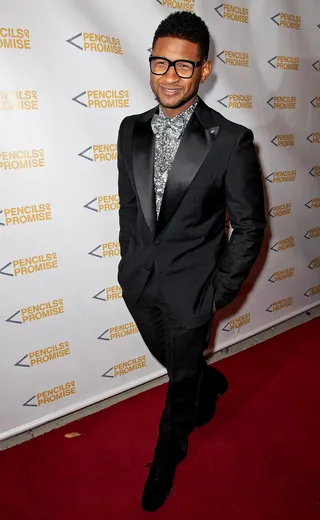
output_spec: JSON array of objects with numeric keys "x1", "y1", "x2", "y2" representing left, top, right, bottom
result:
[{"x1": 1, "y1": 318, "x2": 320, "y2": 520}]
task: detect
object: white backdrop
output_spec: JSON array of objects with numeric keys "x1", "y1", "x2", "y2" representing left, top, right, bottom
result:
[{"x1": 0, "y1": 0, "x2": 319, "y2": 440}]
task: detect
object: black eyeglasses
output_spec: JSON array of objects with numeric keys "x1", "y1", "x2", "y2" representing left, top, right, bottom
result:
[{"x1": 149, "y1": 56, "x2": 203, "y2": 79}]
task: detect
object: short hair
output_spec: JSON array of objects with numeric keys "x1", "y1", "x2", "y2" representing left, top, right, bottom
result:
[{"x1": 152, "y1": 11, "x2": 210, "y2": 62}]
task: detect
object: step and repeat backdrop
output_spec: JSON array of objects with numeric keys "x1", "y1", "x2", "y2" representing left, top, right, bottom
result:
[{"x1": 0, "y1": 0, "x2": 319, "y2": 440}]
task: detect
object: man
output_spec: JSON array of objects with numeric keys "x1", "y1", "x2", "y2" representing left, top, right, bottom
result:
[{"x1": 117, "y1": 11, "x2": 266, "y2": 512}]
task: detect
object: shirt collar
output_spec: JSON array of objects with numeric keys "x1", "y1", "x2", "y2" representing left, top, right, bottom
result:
[{"x1": 159, "y1": 96, "x2": 199, "y2": 122}]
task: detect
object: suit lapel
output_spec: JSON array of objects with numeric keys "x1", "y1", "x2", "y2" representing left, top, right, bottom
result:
[
  {"x1": 156, "y1": 101, "x2": 218, "y2": 235},
  {"x1": 132, "y1": 114, "x2": 157, "y2": 235}
]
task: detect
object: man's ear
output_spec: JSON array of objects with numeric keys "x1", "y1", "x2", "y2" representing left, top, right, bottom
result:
[{"x1": 200, "y1": 60, "x2": 212, "y2": 83}]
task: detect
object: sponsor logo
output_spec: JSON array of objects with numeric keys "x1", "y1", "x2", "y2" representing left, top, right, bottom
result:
[
  {"x1": 78, "y1": 144, "x2": 117, "y2": 162},
  {"x1": 72, "y1": 90, "x2": 129, "y2": 109},
  {"x1": 222, "y1": 312, "x2": 250, "y2": 332},
  {"x1": 268, "y1": 203, "x2": 291, "y2": 218},
  {"x1": 0, "y1": 28, "x2": 31, "y2": 49},
  {"x1": 215, "y1": 4, "x2": 249, "y2": 23},
  {"x1": 0, "y1": 203, "x2": 51, "y2": 226},
  {"x1": 6, "y1": 298, "x2": 64, "y2": 325},
  {"x1": 22, "y1": 381, "x2": 76, "y2": 407},
  {"x1": 268, "y1": 267, "x2": 295, "y2": 283},
  {"x1": 271, "y1": 13, "x2": 301, "y2": 30},
  {"x1": 309, "y1": 166, "x2": 320, "y2": 177},
  {"x1": 308, "y1": 257, "x2": 320, "y2": 270},
  {"x1": 93, "y1": 285, "x2": 122, "y2": 302},
  {"x1": 84, "y1": 195, "x2": 119, "y2": 212},
  {"x1": 307, "y1": 132, "x2": 320, "y2": 143},
  {"x1": 271, "y1": 134, "x2": 295, "y2": 147},
  {"x1": 304, "y1": 285, "x2": 320, "y2": 297},
  {"x1": 0, "y1": 149, "x2": 45, "y2": 171},
  {"x1": 102, "y1": 355, "x2": 147, "y2": 378},
  {"x1": 216, "y1": 50, "x2": 249, "y2": 67},
  {"x1": 305, "y1": 197, "x2": 320, "y2": 209},
  {"x1": 98, "y1": 321, "x2": 139, "y2": 341},
  {"x1": 267, "y1": 96, "x2": 296, "y2": 109},
  {"x1": 312, "y1": 60, "x2": 320, "y2": 72},
  {"x1": 305, "y1": 198, "x2": 320, "y2": 209},
  {"x1": 267, "y1": 56, "x2": 299, "y2": 70},
  {"x1": 266, "y1": 170, "x2": 296, "y2": 183},
  {"x1": 217, "y1": 94, "x2": 252, "y2": 109},
  {"x1": 0, "y1": 253, "x2": 58, "y2": 277},
  {"x1": 156, "y1": 0, "x2": 195, "y2": 12},
  {"x1": 89, "y1": 241, "x2": 120, "y2": 259},
  {"x1": 15, "y1": 341, "x2": 70, "y2": 368},
  {"x1": 66, "y1": 32, "x2": 122, "y2": 54},
  {"x1": 310, "y1": 97, "x2": 320, "y2": 108},
  {"x1": 270, "y1": 236, "x2": 295, "y2": 252},
  {"x1": 266, "y1": 297, "x2": 292, "y2": 312},
  {"x1": 0, "y1": 90, "x2": 38, "y2": 111},
  {"x1": 304, "y1": 227, "x2": 320, "y2": 239}
]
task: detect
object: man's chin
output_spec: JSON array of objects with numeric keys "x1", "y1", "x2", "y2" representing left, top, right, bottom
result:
[{"x1": 158, "y1": 95, "x2": 186, "y2": 109}]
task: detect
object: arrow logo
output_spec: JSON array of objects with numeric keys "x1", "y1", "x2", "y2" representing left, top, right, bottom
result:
[
  {"x1": 267, "y1": 97, "x2": 275, "y2": 108},
  {"x1": 216, "y1": 50, "x2": 226, "y2": 64},
  {"x1": 222, "y1": 321, "x2": 230, "y2": 332},
  {"x1": 217, "y1": 95, "x2": 229, "y2": 108},
  {"x1": 266, "y1": 303, "x2": 274, "y2": 312},
  {"x1": 268, "y1": 273, "x2": 276, "y2": 283},
  {"x1": 14, "y1": 354, "x2": 30, "y2": 368},
  {"x1": 97, "y1": 329, "x2": 110, "y2": 341},
  {"x1": 215, "y1": 4, "x2": 224, "y2": 18},
  {"x1": 0, "y1": 209, "x2": 5, "y2": 226},
  {"x1": 271, "y1": 13, "x2": 280, "y2": 26},
  {"x1": 304, "y1": 229, "x2": 311, "y2": 239},
  {"x1": 66, "y1": 32, "x2": 83, "y2": 51},
  {"x1": 22, "y1": 395, "x2": 38, "y2": 407},
  {"x1": 307, "y1": 133, "x2": 314, "y2": 143},
  {"x1": 312, "y1": 60, "x2": 320, "y2": 71},
  {"x1": 270, "y1": 241, "x2": 279, "y2": 252},
  {"x1": 0, "y1": 262, "x2": 14, "y2": 277},
  {"x1": 102, "y1": 367, "x2": 114, "y2": 378},
  {"x1": 268, "y1": 207, "x2": 276, "y2": 218},
  {"x1": 267, "y1": 56, "x2": 277, "y2": 68},
  {"x1": 72, "y1": 91, "x2": 88, "y2": 108},
  {"x1": 304, "y1": 288, "x2": 312, "y2": 297},
  {"x1": 271, "y1": 135, "x2": 279, "y2": 147},
  {"x1": 6, "y1": 310, "x2": 22, "y2": 324},
  {"x1": 84, "y1": 197, "x2": 98, "y2": 212},
  {"x1": 265, "y1": 172, "x2": 275, "y2": 183},
  {"x1": 93, "y1": 288, "x2": 106, "y2": 302},
  {"x1": 310, "y1": 97, "x2": 320, "y2": 108},
  {"x1": 305, "y1": 200, "x2": 314, "y2": 209},
  {"x1": 78, "y1": 146, "x2": 93, "y2": 161},
  {"x1": 309, "y1": 166, "x2": 319, "y2": 177},
  {"x1": 88, "y1": 245, "x2": 103, "y2": 258}
]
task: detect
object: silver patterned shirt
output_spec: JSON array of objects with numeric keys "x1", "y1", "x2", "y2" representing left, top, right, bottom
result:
[{"x1": 152, "y1": 97, "x2": 198, "y2": 218}]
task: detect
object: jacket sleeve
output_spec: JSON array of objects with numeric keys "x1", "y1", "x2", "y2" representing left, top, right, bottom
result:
[
  {"x1": 213, "y1": 128, "x2": 266, "y2": 310},
  {"x1": 118, "y1": 118, "x2": 137, "y2": 257}
]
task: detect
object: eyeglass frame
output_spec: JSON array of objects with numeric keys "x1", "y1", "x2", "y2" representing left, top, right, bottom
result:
[{"x1": 149, "y1": 56, "x2": 203, "y2": 78}]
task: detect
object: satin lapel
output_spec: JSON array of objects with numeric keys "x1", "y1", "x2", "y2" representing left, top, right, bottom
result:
[
  {"x1": 156, "y1": 113, "x2": 215, "y2": 235},
  {"x1": 132, "y1": 120, "x2": 157, "y2": 235}
]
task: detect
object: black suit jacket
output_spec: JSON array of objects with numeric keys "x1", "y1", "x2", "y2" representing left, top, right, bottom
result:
[{"x1": 117, "y1": 98, "x2": 266, "y2": 328}]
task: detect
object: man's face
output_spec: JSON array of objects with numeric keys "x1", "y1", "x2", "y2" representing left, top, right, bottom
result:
[{"x1": 150, "y1": 37, "x2": 211, "y2": 111}]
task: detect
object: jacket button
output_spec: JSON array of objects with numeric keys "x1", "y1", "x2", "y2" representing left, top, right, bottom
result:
[{"x1": 145, "y1": 263, "x2": 153, "y2": 271}]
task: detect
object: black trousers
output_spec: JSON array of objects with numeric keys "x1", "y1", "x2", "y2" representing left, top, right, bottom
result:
[{"x1": 123, "y1": 270, "x2": 214, "y2": 454}]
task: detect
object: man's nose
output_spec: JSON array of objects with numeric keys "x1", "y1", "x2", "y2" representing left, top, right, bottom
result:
[{"x1": 163, "y1": 64, "x2": 180, "y2": 82}]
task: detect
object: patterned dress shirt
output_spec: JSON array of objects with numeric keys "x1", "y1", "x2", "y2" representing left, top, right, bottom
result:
[{"x1": 151, "y1": 97, "x2": 198, "y2": 218}]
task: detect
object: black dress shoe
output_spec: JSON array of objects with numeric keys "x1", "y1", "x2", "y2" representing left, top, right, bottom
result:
[
  {"x1": 195, "y1": 365, "x2": 228, "y2": 427},
  {"x1": 141, "y1": 439, "x2": 187, "y2": 512}
]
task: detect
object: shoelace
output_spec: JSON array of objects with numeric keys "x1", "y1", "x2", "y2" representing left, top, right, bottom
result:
[{"x1": 150, "y1": 462, "x2": 166, "y2": 482}]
